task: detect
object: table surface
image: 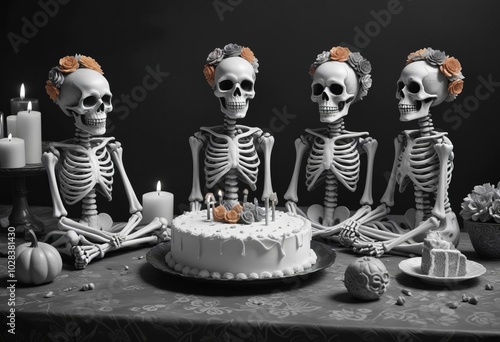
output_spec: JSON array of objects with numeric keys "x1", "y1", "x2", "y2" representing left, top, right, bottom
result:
[{"x1": 1, "y1": 206, "x2": 499, "y2": 342}]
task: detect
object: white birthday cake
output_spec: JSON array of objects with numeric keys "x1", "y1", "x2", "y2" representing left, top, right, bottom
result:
[{"x1": 166, "y1": 208, "x2": 317, "y2": 280}]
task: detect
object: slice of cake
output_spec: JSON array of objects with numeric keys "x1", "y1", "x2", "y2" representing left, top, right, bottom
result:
[{"x1": 421, "y1": 231, "x2": 467, "y2": 277}]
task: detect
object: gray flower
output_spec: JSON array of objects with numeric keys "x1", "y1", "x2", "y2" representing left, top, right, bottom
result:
[
  {"x1": 313, "y1": 51, "x2": 330, "y2": 66},
  {"x1": 348, "y1": 52, "x2": 364, "y2": 67},
  {"x1": 358, "y1": 60, "x2": 372, "y2": 75},
  {"x1": 48, "y1": 67, "x2": 64, "y2": 88},
  {"x1": 425, "y1": 48, "x2": 446, "y2": 66},
  {"x1": 223, "y1": 43, "x2": 242, "y2": 57},
  {"x1": 239, "y1": 211, "x2": 255, "y2": 225},
  {"x1": 206, "y1": 48, "x2": 224, "y2": 65}
]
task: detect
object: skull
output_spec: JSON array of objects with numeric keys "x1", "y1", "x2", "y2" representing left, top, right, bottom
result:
[
  {"x1": 214, "y1": 57, "x2": 256, "y2": 119},
  {"x1": 311, "y1": 61, "x2": 359, "y2": 123},
  {"x1": 56, "y1": 68, "x2": 113, "y2": 136},
  {"x1": 396, "y1": 60, "x2": 448, "y2": 122}
]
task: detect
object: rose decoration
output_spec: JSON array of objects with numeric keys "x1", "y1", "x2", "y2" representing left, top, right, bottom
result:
[
  {"x1": 213, "y1": 205, "x2": 227, "y2": 222},
  {"x1": 225, "y1": 210, "x2": 240, "y2": 224},
  {"x1": 239, "y1": 211, "x2": 255, "y2": 225},
  {"x1": 79, "y1": 55, "x2": 103, "y2": 74},
  {"x1": 314, "y1": 51, "x2": 330, "y2": 66},
  {"x1": 440, "y1": 57, "x2": 462, "y2": 78},
  {"x1": 232, "y1": 203, "x2": 244, "y2": 213},
  {"x1": 48, "y1": 68, "x2": 64, "y2": 88},
  {"x1": 406, "y1": 48, "x2": 427, "y2": 64},
  {"x1": 59, "y1": 55, "x2": 79, "y2": 73},
  {"x1": 45, "y1": 81, "x2": 59, "y2": 101},
  {"x1": 253, "y1": 206, "x2": 265, "y2": 222},
  {"x1": 223, "y1": 43, "x2": 243, "y2": 57},
  {"x1": 448, "y1": 79, "x2": 464, "y2": 95},
  {"x1": 425, "y1": 48, "x2": 446, "y2": 66},
  {"x1": 330, "y1": 46, "x2": 350, "y2": 62},
  {"x1": 203, "y1": 64, "x2": 216, "y2": 87},
  {"x1": 490, "y1": 199, "x2": 500, "y2": 223},
  {"x1": 206, "y1": 48, "x2": 224, "y2": 65}
]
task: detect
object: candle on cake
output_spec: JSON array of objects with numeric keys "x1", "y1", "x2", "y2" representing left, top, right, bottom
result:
[
  {"x1": 142, "y1": 181, "x2": 174, "y2": 225},
  {"x1": 0, "y1": 134, "x2": 25, "y2": 168},
  {"x1": 17, "y1": 101, "x2": 42, "y2": 164},
  {"x1": 10, "y1": 84, "x2": 39, "y2": 115}
]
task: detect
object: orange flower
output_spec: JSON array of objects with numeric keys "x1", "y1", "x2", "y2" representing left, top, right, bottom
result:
[
  {"x1": 232, "y1": 203, "x2": 243, "y2": 213},
  {"x1": 45, "y1": 80, "x2": 59, "y2": 101},
  {"x1": 308, "y1": 65, "x2": 316, "y2": 77},
  {"x1": 58, "y1": 55, "x2": 79, "y2": 73},
  {"x1": 240, "y1": 47, "x2": 255, "y2": 63},
  {"x1": 439, "y1": 57, "x2": 462, "y2": 78},
  {"x1": 203, "y1": 64, "x2": 215, "y2": 87},
  {"x1": 406, "y1": 48, "x2": 427, "y2": 64},
  {"x1": 225, "y1": 209, "x2": 240, "y2": 224},
  {"x1": 330, "y1": 46, "x2": 350, "y2": 62},
  {"x1": 448, "y1": 79, "x2": 464, "y2": 95},
  {"x1": 213, "y1": 205, "x2": 227, "y2": 222},
  {"x1": 80, "y1": 55, "x2": 104, "y2": 74}
]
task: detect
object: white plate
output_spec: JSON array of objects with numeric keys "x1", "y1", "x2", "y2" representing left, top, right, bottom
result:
[{"x1": 398, "y1": 257, "x2": 486, "y2": 285}]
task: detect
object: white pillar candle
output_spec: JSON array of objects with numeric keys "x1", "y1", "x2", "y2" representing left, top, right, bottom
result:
[
  {"x1": 142, "y1": 181, "x2": 174, "y2": 226},
  {"x1": 0, "y1": 134, "x2": 25, "y2": 168},
  {"x1": 6, "y1": 115, "x2": 17, "y2": 137},
  {"x1": 17, "y1": 101, "x2": 42, "y2": 164}
]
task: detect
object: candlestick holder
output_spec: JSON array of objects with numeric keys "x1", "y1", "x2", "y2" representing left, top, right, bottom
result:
[{"x1": 0, "y1": 163, "x2": 46, "y2": 237}]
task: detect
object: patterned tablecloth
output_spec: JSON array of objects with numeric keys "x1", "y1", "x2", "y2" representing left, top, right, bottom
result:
[{"x1": 1, "y1": 206, "x2": 499, "y2": 341}]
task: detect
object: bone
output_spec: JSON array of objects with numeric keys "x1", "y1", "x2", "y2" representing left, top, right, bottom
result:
[
  {"x1": 284, "y1": 136, "x2": 310, "y2": 203},
  {"x1": 59, "y1": 217, "x2": 112, "y2": 243},
  {"x1": 383, "y1": 217, "x2": 439, "y2": 252},
  {"x1": 110, "y1": 144, "x2": 143, "y2": 214},
  {"x1": 189, "y1": 134, "x2": 204, "y2": 203},
  {"x1": 42, "y1": 152, "x2": 68, "y2": 218},
  {"x1": 380, "y1": 135, "x2": 404, "y2": 207},
  {"x1": 432, "y1": 143, "x2": 453, "y2": 220},
  {"x1": 259, "y1": 133, "x2": 274, "y2": 201},
  {"x1": 360, "y1": 138, "x2": 377, "y2": 205}
]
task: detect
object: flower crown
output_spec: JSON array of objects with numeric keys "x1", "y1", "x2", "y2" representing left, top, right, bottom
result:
[
  {"x1": 203, "y1": 43, "x2": 259, "y2": 88},
  {"x1": 45, "y1": 54, "x2": 104, "y2": 102},
  {"x1": 406, "y1": 47, "x2": 464, "y2": 102},
  {"x1": 309, "y1": 46, "x2": 372, "y2": 102}
]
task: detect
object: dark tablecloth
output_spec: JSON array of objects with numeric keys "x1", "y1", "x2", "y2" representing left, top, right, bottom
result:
[{"x1": 1, "y1": 206, "x2": 499, "y2": 341}]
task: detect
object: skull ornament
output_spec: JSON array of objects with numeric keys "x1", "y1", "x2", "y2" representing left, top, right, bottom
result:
[
  {"x1": 57, "y1": 68, "x2": 113, "y2": 136},
  {"x1": 344, "y1": 256, "x2": 390, "y2": 300},
  {"x1": 311, "y1": 61, "x2": 359, "y2": 123},
  {"x1": 214, "y1": 57, "x2": 256, "y2": 119},
  {"x1": 396, "y1": 60, "x2": 448, "y2": 122}
]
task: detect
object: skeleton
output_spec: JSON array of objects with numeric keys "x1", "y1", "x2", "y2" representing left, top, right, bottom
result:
[
  {"x1": 42, "y1": 58, "x2": 168, "y2": 268},
  {"x1": 189, "y1": 45, "x2": 273, "y2": 209},
  {"x1": 285, "y1": 48, "x2": 377, "y2": 233},
  {"x1": 338, "y1": 50, "x2": 464, "y2": 257}
]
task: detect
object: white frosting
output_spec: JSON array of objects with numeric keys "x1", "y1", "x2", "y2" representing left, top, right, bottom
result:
[{"x1": 167, "y1": 210, "x2": 317, "y2": 279}]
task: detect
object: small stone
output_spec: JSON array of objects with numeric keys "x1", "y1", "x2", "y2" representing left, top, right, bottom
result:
[
  {"x1": 89, "y1": 283, "x2": 95, "y2": 290},
  {"x1": 462, "y1": 294, "x2": 470, "y2": 302},
  {"x1": 396, "y1": 296, "x2": 406, "y2": 305},
  {"x1": 469, "y1": 296, "x2": 479, "y2": 305},
  {"x1": 138, "y1": 255, "x2": 144, "y2": 260},
  {"x1": 44, "y1": 291, "x2": 54, "y2": 298},
  {"x1": 447, "y1": 301, "x2": 459, "y2": 309},
  {"x1": 81, "y1": 284, "x2": 89, "y2": 291},
  {"x1": 485, "y1": 283, "x2": 494, "y2": 290},
  {"x1": 124, "y1": 265, "x2": 129, "y2": 270},
  {"x1": 401, "y1": 289, "x2": 413, "y2": 296}
]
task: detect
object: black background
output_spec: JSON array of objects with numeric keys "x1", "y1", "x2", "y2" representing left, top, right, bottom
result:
[{"x1": 1, "y1": 0, "x2": 499, "y2": 225}]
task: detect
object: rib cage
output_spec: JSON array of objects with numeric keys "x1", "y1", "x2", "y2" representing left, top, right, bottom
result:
[
  {"x1": 58, "y1": 138, "x2": 114, "y2": 205},
  {"x1": 305, "y1": 129, "x2": 366, "y2": 192},
  {"x1": 201, "y1": 126, "x2": 260, "y2": 191}
]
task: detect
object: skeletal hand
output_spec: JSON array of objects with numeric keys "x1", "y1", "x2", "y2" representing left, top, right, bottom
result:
[
  {"x1": 338, "y1": 219, "x2": 361, "y2": 248},
  {"x1": 285, "y1": 201, "x2": 298, "y2": 214},
  {"x1": 190, "y1": 201, "x2": 202, "y2": 212},
  {"x1": 352, "y1": 241, "x2": 385, "y2": 257}
]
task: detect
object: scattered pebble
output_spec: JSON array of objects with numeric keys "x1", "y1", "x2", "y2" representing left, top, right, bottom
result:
[
  {"x1": 396, "y1": 296, "x2": 406, "y2": 305},
  {"x1": 485, "y1": 284, "x2": 494, "y2": 290},
  {"x1": 80, "y1": 282, "x2": 95, "y2": 291},
  {"x1": 62, "y1": 286, "x2": 78, "y2": 292},
  {"x1": 138, "y1": 255, "x2": 144, "y2": 260},
  {"x1": 124, "y1": 265, "x2": 129, "y2": 270},
  {"x1": 469, "y1": 296, "x2": 479, "y2": 305},
  {"x1": 401, "y1": 289, "x2": 413, "y2": 296},
  {"x1": 447, "y1": 301, "x2": 459, "y2": 309},
  {"x1": 462, "y1": 294, "x2": 470, "y2": 302},
  {"x1": 44, "y1": 291, "x2": 54, "y2": 298}
]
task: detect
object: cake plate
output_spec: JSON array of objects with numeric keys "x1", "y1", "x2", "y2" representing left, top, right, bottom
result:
[
  {"x1": 147, "y1": 240, "x2": 336, "y2": 284},
  {"x1": 398, "y1": 257, "x2": 486, "y2": 285}
]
